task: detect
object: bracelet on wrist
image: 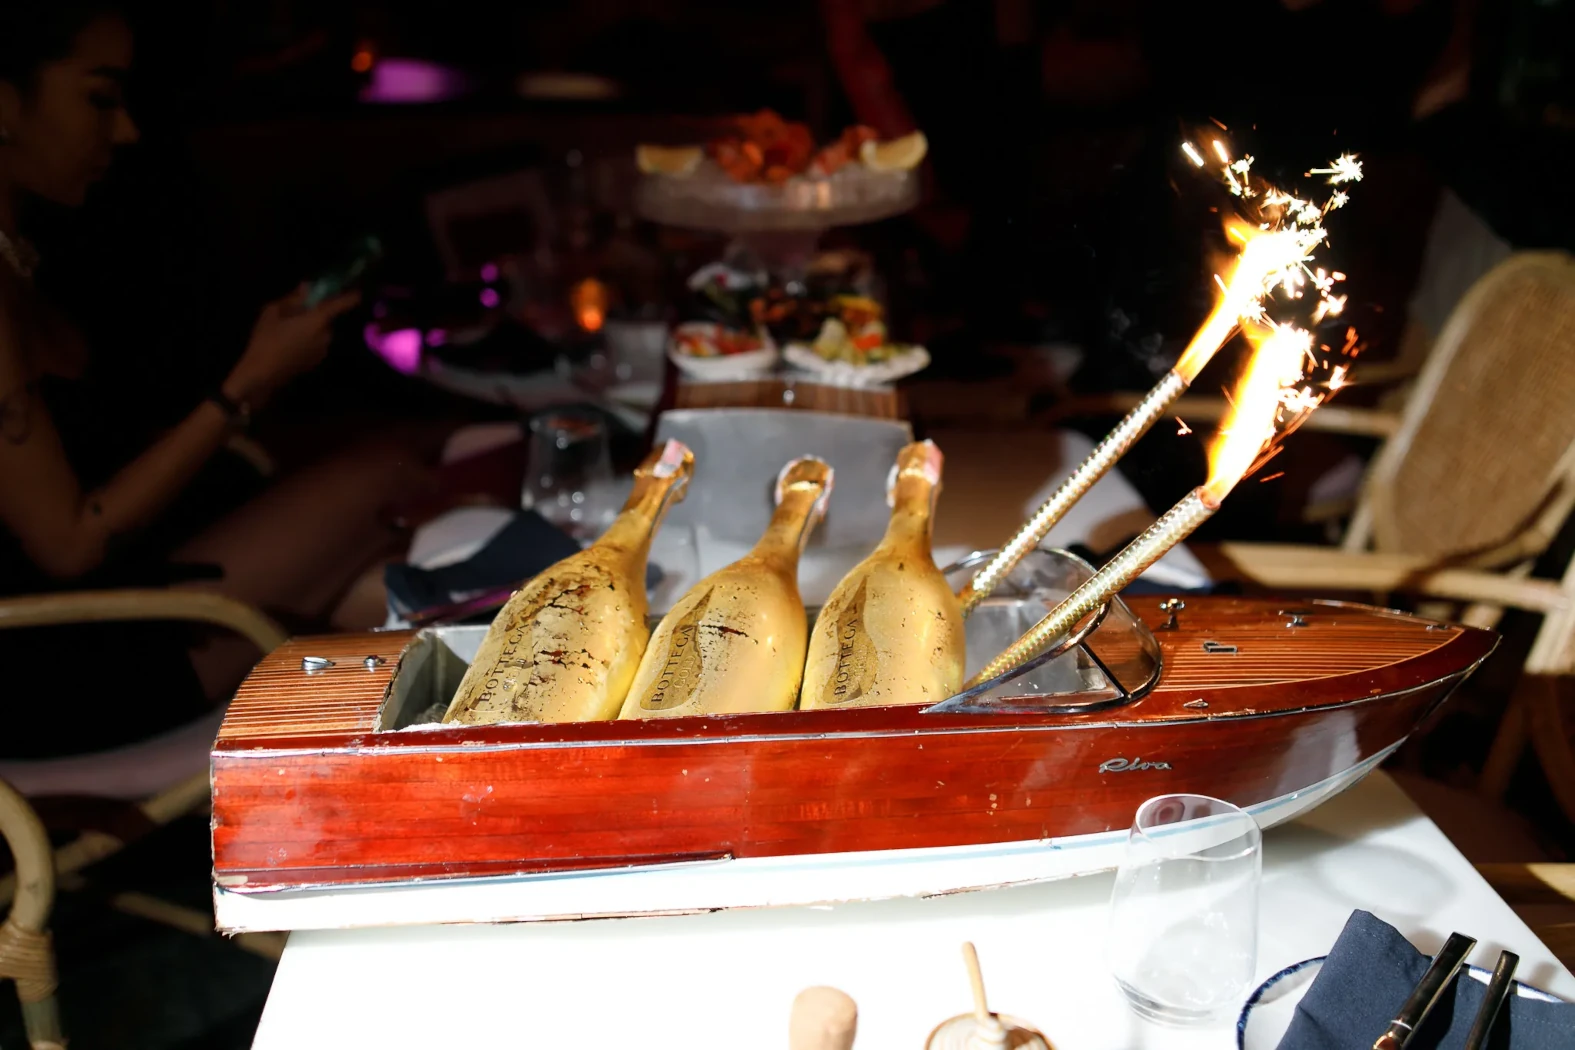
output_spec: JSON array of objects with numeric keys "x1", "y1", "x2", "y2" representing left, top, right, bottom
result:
[{"x1": 206, "y1": 386, "x2": 253, "y2": 431}]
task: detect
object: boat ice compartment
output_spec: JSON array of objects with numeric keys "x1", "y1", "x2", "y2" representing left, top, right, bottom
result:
[{"x1": 377, "y1": 549, "x2": 1162, "y2": 732}]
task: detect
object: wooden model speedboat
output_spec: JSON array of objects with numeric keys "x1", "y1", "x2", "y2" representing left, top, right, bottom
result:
[{"x1": 210, "y1": 550, "x2": 1495, "y2": 933}]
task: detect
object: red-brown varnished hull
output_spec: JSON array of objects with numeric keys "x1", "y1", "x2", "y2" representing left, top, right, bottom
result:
[{"x1": 211, "y1": 598, "x2": 1495, "y2": 905}]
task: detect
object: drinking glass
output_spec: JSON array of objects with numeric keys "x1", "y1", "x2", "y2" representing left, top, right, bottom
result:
[
  {"x1": 1107, "y1": 794, "x2": 1262, "y2": 1026},
  {"x1": 520, "y1": 408, "x2": 619, "y2": 540}
]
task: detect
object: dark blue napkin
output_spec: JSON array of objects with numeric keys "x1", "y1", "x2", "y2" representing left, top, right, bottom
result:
[
  {"x1": 384, "y1": 510, "x2": 661, "y2": 622},
  {"x1": 1274, "y1": 910, "x2": 1573, "y2": 1049}
]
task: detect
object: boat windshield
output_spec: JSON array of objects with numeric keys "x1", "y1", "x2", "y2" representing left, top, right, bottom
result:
[{"x1": 927, "y1": 548, "x2": 1162, "y2": 715}]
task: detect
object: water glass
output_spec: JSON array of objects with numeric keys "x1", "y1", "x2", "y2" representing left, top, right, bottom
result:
[
  {"x1": 520, "y1": 408, "x2": 619, "y2": 540},
  {"x1": 1108, "y1": 794, "x2": 1262, "y2": 1026}
]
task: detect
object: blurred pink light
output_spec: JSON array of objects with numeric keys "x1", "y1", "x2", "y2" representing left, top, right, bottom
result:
[
  {"x1": 364, "y1": 323, "x2": 423, "y2": 375},
  {"x1": 426, "y1": 328, "x2": 448, "y2": 347},
  {"x1": 358, "y1": 58, "x2": 470, "y2": 104},
  {"x1": 479, "y1": 288, "x2": 501, "y2": 309},
  {"x1": 480, "y1": 263, "x2": 499, "y2": 283}
]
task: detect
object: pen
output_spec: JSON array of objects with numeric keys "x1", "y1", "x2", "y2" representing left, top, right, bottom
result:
[{"x1": 1373, "y1": 932, "x2": 1477, "y2": 1050}]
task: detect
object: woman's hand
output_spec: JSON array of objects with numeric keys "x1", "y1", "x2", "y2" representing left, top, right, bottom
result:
[{"x1": 225, "y1": 285, "x2": 362, "y2": 406}]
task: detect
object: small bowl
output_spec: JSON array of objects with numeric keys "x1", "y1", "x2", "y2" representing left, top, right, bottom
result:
[{"x1": 668, "y1": 321, "x2": 779, "y2": 381}]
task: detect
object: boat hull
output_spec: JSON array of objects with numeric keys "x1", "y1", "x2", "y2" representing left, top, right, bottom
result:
[
  {"x1": 213, "y1": 740, "x2": 1400, "y2": 933},
  {"x1": 210, "y1": 597, "x2": 1494, "y2": 931}
]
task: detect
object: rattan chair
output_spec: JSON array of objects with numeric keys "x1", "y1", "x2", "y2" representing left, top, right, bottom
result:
[
  {"x1": 0, "y1": 778, "x2": 61, "y2": 1050},
  {"x1": 1205, "y1": 251, "x2": 1575, "y2": 816},
  {"x1": 0, "y1": 588, "x2": 288, "y2": 1044}
]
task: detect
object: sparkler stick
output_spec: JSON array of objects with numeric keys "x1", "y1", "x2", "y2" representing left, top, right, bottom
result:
[
  {"x1": 955, "y1": 142, "x2": 1360, "y2": 617},
  {"x1": 965, "y1": 326, "x2": 1307, "y2": 689}
]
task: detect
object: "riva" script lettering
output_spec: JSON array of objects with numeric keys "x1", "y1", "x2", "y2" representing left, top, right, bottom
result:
[{"x1": 1098, "y1": 757, "x2": 1171, "y2": 773}]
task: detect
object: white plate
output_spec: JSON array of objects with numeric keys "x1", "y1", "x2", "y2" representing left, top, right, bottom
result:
[
  {"x1": 1237, "y1": 957, "x2": 1567, "y2": 1049},
  {"x1": 783, "y1": 341, "x2": 929, "y2": 387},
  {"x1": 668, "y1": 322, "x2": 778, "y2": 381}
]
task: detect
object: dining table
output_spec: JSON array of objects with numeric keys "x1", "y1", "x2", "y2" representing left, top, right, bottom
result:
[
  {"x1": 247, "y1": 405, "x2": 1569, "y2": 1047},
  {"x1": 249, "y1": 771, "x2": 1573, "y2": 1048}
]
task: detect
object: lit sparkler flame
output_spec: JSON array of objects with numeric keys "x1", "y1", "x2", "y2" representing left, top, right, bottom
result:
[
  {"x1": 1204, "y1": 324, "x2": 1308, "y2": 504},
  {"x1": 960, "y1": 134, "x2": 1364, "y2": 660},
  {"x1": 957, "y1": 133, "x2": 1364, "y2": 619},
  {"x1": 1174, "y1": 221, "x2": 1310, "y2": 381},
  {"x1": 1177, "y1": 135, "x2": 1362, "y2": 409}
]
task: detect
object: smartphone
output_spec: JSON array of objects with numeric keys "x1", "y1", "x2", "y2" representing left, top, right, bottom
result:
[{"x1": 305, "y1": 234, "x2": 384, "y2": 307}]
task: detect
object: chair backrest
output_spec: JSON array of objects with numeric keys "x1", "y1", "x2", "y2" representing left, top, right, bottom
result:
[{"x1": 1358, "y1": 251, "x2": 1575, "y2": 564}]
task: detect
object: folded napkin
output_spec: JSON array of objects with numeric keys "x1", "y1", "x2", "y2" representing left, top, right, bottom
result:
[
  {"x1": 385, "y1": 510, "x2": 660, "y2": 623},
  {"x1": 1275, "y1": 910, "x2": 1573, "y2": 1049}
]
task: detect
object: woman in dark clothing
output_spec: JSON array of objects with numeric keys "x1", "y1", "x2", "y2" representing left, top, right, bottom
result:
[{"x1": 0, "y1": 4, "x2": 437, "y2": 756}]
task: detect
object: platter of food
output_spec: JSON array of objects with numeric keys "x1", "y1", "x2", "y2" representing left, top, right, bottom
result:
[
  {"x1": 667, "y1": 320, "x2": 779, "y2": 380},
  {"x1": 782, "y1": 293, "x2": 929, "y2": 386},
  {"x1": 673, "y1": 254, "x2": 929, "y2": 387},
  {"x1": 635, "y1": 110, "x2": 925, "y2": 233}
]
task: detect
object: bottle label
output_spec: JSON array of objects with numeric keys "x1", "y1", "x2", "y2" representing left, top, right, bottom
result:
[
  {"x1": 640, "y1": 588, "x2": 714, "y2": 711},
  {"x1": 821, "y1": 579, "x2": 881, "y2": 707},
  {"x1": 449, "y1": 574, "x2": 599, "y2": 720}
]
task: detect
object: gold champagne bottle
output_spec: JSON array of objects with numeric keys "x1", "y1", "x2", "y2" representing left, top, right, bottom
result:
[
  {"x1": 800, "y1": 440, "x2": 964, "y2": 709},
  {"x1": 620, "y1": 457, "x2": 834, "y2": 719},
  {"x1": 442, "y1": 440, "x2": 694, "y2": 726}
]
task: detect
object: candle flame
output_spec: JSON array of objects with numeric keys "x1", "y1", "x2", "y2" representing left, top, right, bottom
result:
[
  {"x1": 570, "y1": 277, "x2": 608, "y2": 333},
  {"x1": 1204, "y1": 324, "x2": 1307, "y2": 504}
]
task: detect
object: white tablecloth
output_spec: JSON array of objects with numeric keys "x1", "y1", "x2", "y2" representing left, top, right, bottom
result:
[{"x1": 252, "y1": 772, "x2": 1572, "y2": 1049}]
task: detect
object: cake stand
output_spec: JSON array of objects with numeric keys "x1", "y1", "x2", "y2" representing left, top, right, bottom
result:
[{"x1": 635, "y1": 159, "x2": 918, "y2": 277}]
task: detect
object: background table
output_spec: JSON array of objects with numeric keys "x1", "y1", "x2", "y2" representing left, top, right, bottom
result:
[
  {"x1": 404, "y1": 425, "x2": 1212, "y2": 617},
  {"x1": 252, "y1": 773, "x2": 1573, "y2": 1048}
]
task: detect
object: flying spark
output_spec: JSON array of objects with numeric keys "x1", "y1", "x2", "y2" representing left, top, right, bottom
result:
[
  {"x1": 1306, "y1": 154, "x2": 1363, "y2": 184},
  {"x1": 1182, "y1": 141, "x2": 1207, "y2": 167},
  {"x1": 1176, "y1": 417, "x2": 1193, "y2": 436}
]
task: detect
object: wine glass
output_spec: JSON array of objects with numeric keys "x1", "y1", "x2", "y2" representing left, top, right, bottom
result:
[
  {"x1": 1107, "y1": 794, "x2": 1262, "y2": 1026},
  {"x1": 520, "y1": 408, "x2": 619, "y2": 540}
]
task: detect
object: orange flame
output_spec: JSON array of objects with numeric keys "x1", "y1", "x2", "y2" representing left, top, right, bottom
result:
[
  {"x1": 1174, "y1": 222, "x2": 1311, "y2": 382},
  {"x1": 1204, "y1": 324, "x2": 1308, "y2": 504}
]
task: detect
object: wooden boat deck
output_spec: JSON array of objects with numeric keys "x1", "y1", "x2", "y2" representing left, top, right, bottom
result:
[{"x1": 215, "y1": 597, "x2": 1474, "y2": 747}]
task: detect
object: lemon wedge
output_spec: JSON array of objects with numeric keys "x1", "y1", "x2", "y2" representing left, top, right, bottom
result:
[
  {"x1": 637, "y1": 145, "x2": 702, "y2": 177},
  {"x1": 859, "y1": 131, "x2": 928, "y2": 172}
]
